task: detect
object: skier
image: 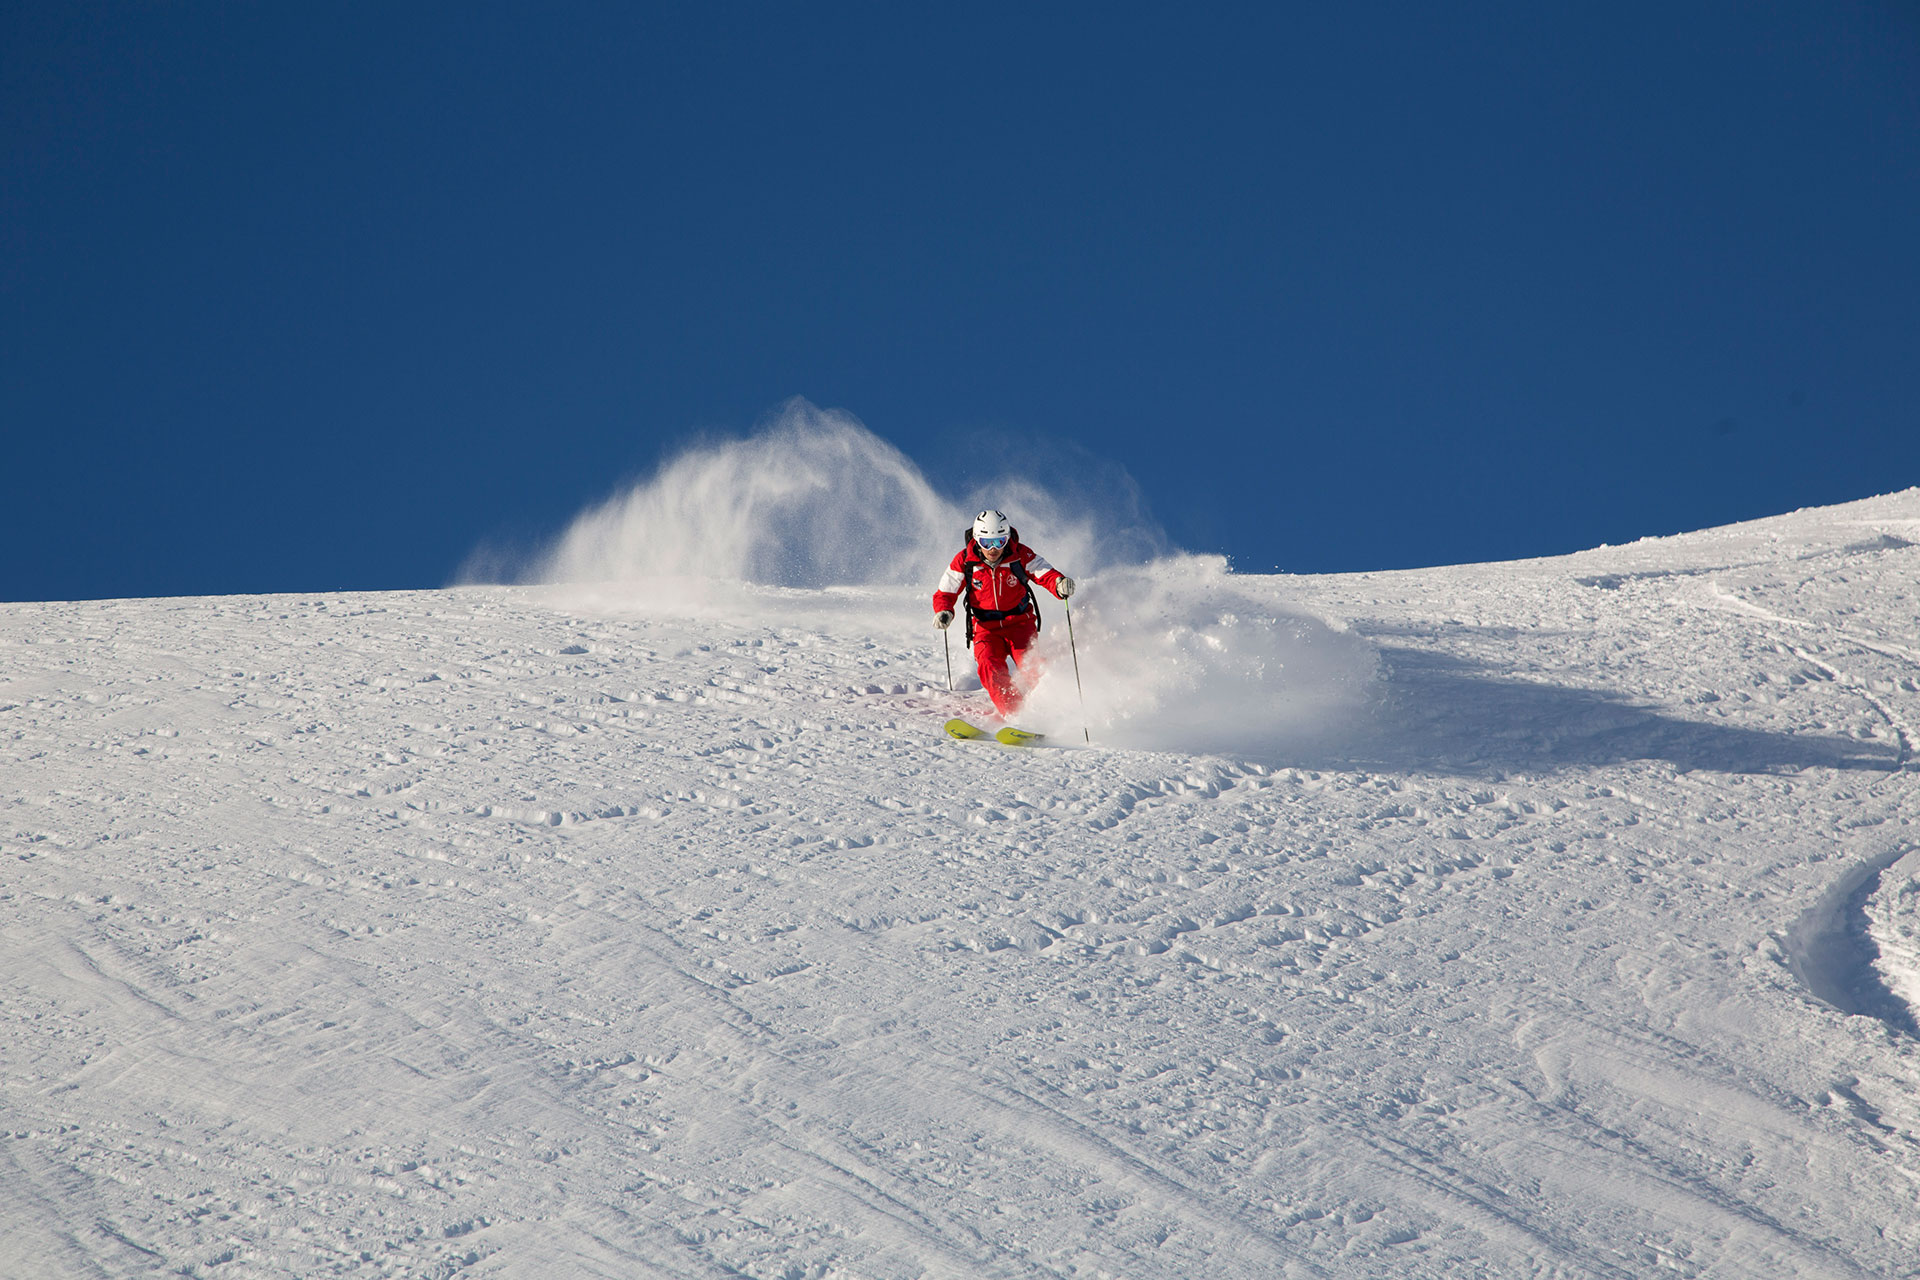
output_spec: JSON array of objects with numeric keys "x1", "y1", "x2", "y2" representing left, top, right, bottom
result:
[{"x1": 933, "y1": 510, "x2": 1075, "y2": 718}]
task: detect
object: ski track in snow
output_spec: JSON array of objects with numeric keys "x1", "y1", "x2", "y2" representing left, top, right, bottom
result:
[{"x1": 6, "y1": 493, "x2": 1920, "y2": 1277}]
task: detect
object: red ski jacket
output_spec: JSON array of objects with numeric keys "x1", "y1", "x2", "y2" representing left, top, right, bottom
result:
[{"x1": 932, "y1": 537, "x2": 1066, "y2": 630}]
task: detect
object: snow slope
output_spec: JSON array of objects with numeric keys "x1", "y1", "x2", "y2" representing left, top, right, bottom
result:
[{"x1": 6, "y1": 490, "x2": 1920, "y2": 1278}]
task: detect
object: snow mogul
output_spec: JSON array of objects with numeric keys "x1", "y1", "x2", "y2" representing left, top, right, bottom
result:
[{"x1": 932, "y1": 510, "x2": 1075, "y2": 718}]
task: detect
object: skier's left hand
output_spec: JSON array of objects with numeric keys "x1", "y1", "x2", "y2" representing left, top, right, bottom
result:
[{"x1": 1056, "y1": 576, "x2": 1075, "y2": 599}]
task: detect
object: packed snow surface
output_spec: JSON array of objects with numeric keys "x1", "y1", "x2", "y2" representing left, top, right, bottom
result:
[{"x1": 8, "y1": 489, "x2": 1920, "y2": 1278}]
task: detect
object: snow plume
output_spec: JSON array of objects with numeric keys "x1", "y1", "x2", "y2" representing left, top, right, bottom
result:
[
  {"x1": 527, "y1": 401, "x2": 953, "y2": 589},
  {"x1": 484, "y1": 398, "x2": 1162, "y2": 590},
  {"x1": 1018, "y1": 555, "x2": 1380, "y2": 756}
]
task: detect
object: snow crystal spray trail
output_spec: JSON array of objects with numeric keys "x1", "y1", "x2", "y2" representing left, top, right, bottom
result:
[
  {"x1": 489, "y1": 398, "x2": 1159, "y2": 591},
  {"x1": 526, "y1": 401, "x2": 953, "y2": 588}
]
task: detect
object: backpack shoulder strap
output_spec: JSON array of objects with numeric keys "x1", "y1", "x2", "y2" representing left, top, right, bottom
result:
[
  {"x1": 1012, "y1": 555, "x2": 1040, "y2": 631},
  {"x1": 958, "y1": 546, "x2": 979, "y2": 643}
]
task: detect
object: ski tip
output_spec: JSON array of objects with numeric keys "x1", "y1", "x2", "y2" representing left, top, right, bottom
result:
[{"x1": 945, "y1": 718, "x2": 988, "y2": 740}]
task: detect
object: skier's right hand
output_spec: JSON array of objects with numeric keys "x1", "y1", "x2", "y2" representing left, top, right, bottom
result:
[{"x1": 934, "y1": 610, "x2": 954, "y2": 630}]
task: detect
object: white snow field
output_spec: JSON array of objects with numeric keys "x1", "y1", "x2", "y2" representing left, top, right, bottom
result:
[{"x1": 8, "y1": 488, "x2": 1920, "y2": 1278}]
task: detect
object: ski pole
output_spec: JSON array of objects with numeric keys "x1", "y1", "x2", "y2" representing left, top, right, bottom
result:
[
  {"x1": 943, "y1": 623, "x2": 954, "y2": 692},
  {"x1": 1065, "y1": 598, "x2": 1089, "y2": 743}
]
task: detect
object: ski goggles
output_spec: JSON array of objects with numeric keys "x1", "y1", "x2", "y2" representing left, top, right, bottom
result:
[{"x1": 976, "y1": 533, "x2": 1010, "y2": 551}]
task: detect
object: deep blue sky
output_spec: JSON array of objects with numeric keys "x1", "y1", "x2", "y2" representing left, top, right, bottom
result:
[{"x1": 5, "y1": 3, "x2": 1918, "y2": 601}]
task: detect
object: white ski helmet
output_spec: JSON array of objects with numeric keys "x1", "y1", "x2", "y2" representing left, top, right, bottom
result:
[{"x1": 972, "y1": 510, "x2": 1012, "y2": 547}]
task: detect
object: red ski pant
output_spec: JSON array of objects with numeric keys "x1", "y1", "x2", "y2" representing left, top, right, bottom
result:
[{"x1": 973, "y1": 617, "x2": 1039, "y2": 717}]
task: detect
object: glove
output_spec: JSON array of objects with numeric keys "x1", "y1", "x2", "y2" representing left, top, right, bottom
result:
[
  {"x1": 1056, "y1": 576, "x2": 1075, "y2": 599},
  {"x1": 934, "y1": 609, "x2": 954, "y2": 629}
]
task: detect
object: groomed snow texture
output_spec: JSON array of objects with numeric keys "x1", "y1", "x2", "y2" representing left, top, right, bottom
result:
[{"x1": 7, "y1": 490, "x2": 1920, "y2": 1278}]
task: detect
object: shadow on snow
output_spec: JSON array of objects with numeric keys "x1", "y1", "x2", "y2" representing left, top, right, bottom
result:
[
  {"x1": 1785, "y1": 846, "x2": 1920, "y2": 1039},
  {"x1": 1293, "y1": 645, "x2": 1902, "y2": 779}
]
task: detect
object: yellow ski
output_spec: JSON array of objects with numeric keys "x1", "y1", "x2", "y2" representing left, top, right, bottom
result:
[{"x1": 945, "y1": 719, "x2": 1044, "y2": 746}]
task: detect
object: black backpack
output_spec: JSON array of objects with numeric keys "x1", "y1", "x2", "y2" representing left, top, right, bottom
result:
[{"x1": 958, "y1": 527, "x2": 1040, "y2": 644}]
